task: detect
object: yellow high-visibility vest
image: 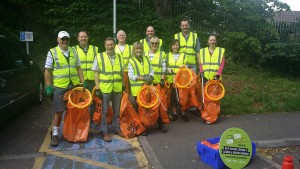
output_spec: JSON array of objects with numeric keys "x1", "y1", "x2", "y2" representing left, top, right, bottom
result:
[
  {"x1": 174, "y1": 32, "x2": 197, "y2": 64},
  {"x1": 145, "y1": 51, "x2": 165, "y2": 84},
  {"x1": 75, "y1": 45, "x2": 98, "y2": 80},
  {"x1": 199, "y1": 47, "x2": 225, "y2": 80},
  {"x1": 129, "y1": 56, "x2": 151, "y2": 96},
  {"x1": 165, "y1": 52, "x2": 187, "y2": 83},
  {"x1": 96, "y1": 52, "x2": 123, "y2": 93},
  {"x1": 115, "y1": 44, "x2": 132, "y2": 68},
  {"x1": 50, "y1": 46, "x2": 80, "y2": 88},
  {"x1": 140, "y1": 39, "x2": 163, "y2": 52}
]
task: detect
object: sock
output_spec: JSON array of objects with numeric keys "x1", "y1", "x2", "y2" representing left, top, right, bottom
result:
[{"x1": 53, "y1": 126, "x2": 58, "y2": 136}]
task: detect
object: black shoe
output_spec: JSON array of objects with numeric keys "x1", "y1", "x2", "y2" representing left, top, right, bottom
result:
[
  {"x1": 141, "y1": 131, "x2": 148, "y2": 136},
  {"x1": 50, "y1": 135, "x2": 59, "y2": 147},
  {"x1": 181, "y1": 114, "x2": 189, "y2": 122},
  {"x1": 169, "y1": 113, "x2": 179, "y2": 121},
  {"x1": 159, "y1": 124, "x2": 168, "y2": 133}
]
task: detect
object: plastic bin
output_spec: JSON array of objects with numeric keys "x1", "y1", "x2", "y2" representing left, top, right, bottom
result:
[{"x1": 196, "y1": 137, "x2": 256, "y2": 169}]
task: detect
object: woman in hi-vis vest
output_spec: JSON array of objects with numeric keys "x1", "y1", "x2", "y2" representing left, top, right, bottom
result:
[{"x1": 199, "y1": 33, "x2": 225, "y2": 124}]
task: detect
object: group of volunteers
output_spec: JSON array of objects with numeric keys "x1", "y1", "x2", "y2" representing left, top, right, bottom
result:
[{"x1": 44, "y1": 17, "x2": 225, "y2": 147}]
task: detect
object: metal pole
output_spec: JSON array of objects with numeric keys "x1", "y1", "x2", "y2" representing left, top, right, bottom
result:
[
  {"x1": 113, "y1": 0, "x2": 117, "y2": 43},
  {"x1": 26, "y1": 42, "x2": 29, "y2": 55}
]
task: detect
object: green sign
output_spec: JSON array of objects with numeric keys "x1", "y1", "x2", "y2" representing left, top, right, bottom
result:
[{"x1": 219, "y1": 128, "x2": 252, "y2": 169}]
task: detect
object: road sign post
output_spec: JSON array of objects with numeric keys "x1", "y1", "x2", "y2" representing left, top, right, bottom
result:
[{"x1": 20, "y1": 31, "x2": 33, "y2": 55}]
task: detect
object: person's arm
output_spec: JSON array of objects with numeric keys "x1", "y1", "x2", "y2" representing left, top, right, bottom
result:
[
  {"x1": 216, "y1": 57, "x2": 225, "y2": 75},
  {"x1": 77, "y1": 66, "x2": 85, "y2": 83},
  {"x1": 195, "y1": 38, "x2": 201, "y2": 67},
  {"x1": 91, "y1": 57, "x2": 100, "y2": 89},
  {"x1": 128, "y1": 63, "x2": 139, "y2": 81},
  {"x1": 161, "y1": 59, "x2": 166, "y2": 79},
  {"x1": 44, "y1": 51, "x2": 54, "y2": 86}
]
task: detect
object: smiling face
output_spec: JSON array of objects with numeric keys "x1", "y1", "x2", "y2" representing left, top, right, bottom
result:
[
  {"x1": 77, "y1": 31, "x2": 88, "y2": 47},
  {"x1": 172, "y1": 41, "x2": 180, "y2": 53},
  {"x1": 105, "y1": 39, "x2": 115, "y2": 55},
  {"x1": 208, "y1": 35, "x2": 217, "y2": 48},
  {"x1": 57, "y1": 37, "x2": 70, "y2": 51},
  {"x1": 146, "y1": 26, "x2": 155, "y2": 39},
  {"x1": 180, "y1": 20, "x2": 190, "y2": 34},
  {"x1": 117, "y1": 30, "x2": 126, "y2": 44},
  {"x1": 150, "y1": 37, "x2": 159, "y2": 53}
]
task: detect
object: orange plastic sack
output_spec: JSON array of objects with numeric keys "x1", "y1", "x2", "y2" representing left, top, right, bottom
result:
[
  {"x1": 201, "y1": 140, "x2": 220, "y2": 150},
  {"x1": 63, "y1": 88, "x2": 92, "y2": 142},
  {"x1": 120, "y1": 92, "x2": 145, "y2": 138},
  {"x1": 137, "y1": 84, "x2": 160, "y2": 128},
  {"x1": 92, "y1": 96, "x2": 113, "y2": 125},
  {"x1": 175, "y1": 67, "x2": 196, "y2": 89},
  {"x1": 123, "y1": 70, "x2": 130, "y2": 94},
  {"x1": 201, "y1": 80, "x2": 224, "y2": 124},
  {"x1": 156, "y1": 85, "x2": 169, "y2": 124}
]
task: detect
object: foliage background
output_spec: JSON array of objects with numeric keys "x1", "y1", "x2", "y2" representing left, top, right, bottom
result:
[{"x1": 0, "y1": 0, "x2": 299, "y2": 114}]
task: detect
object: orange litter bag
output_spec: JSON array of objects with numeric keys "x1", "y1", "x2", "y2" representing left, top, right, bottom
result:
[
  {"x1": 156, "y1": 85, "x2": 169, "y2": 124},
  {"x1": 63, "y1": 88, "x2": 92, "y2": 142},
  {"x1": 92, "y1": 88, "x2": 113, "y2": 125},
  {"x1": 201, "y1": 80, "x2": 225, "y2": 124},
  {"x1": 120, "y1": 92, "x2": 145, "y2": 138},
  {"x1": 137, "y1": 84, "x2": 160, "y2": 128}
]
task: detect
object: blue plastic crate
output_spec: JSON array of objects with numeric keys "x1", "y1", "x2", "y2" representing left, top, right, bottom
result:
[{"x1": 196, "y1": 137, "x2": 256, "y2": 169}]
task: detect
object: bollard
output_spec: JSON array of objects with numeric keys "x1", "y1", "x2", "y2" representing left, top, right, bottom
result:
[{"x1": 281, "y1": 155, "x2": 294, "y2": 169}]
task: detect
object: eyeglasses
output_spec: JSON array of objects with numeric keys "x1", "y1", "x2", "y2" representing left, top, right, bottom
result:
[
  {"x1": 151, "y1": 42, "x2": 159, "y2": 45},
  {"x1": 61, "y1": 37, "x2": 70, "y2": 41}
]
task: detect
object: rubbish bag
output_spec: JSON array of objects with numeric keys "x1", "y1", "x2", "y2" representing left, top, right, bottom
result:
[
  {"x1": 201, "y1": 80, "x2": 225, "y2": 123},
  {"x1": 156, "y1": 85, "x2": 169, "y2": 124},
  {"x1": 137, "y1": 84, "x2": 160, "y2": 128},
  {"x1": 92, "y1": 88, "x2": 113, "y2": 125},
  {"x1": 120, "y1": 92, "x2": 145, "y2": 138},
  {"x1": 63, "y1": 87, "x2": 92, "y2": 142}
]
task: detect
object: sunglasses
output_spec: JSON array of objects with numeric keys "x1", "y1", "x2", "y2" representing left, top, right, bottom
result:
[
  {"x1": 151, "y1": 42, "x2": 159, "y2": 45},
  {"x1": 61, "y1": 37, "x2": 70, "y2": 41}
]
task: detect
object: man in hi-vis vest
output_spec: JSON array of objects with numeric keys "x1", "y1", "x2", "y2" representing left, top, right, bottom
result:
[
  {"x1": 92, "y1": 37, "x2": 124, "y2": 142},
  {"x1": 140, "y1": 26, "x2": 163, "y2": 52},
  {"x1": 74, "y1": 30, "x2": 98, "y2": 117},
  {"x1": 174, "y1": 17, "x2": 201, "y2": 73},
  {"x1": 44, "y1": 31, "x2": 86, "y2": 147}
]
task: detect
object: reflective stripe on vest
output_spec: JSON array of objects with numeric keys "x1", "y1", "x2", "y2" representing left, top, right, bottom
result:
[
  {"x1": 200, "y1": 47, "x2": 225, "y2": 80},
  {"x1": 140, "y1": 39, "x2": 163, "y2": 52},
  {"x1": 165, "y1": 52, "x2": 187, "y2": 83},
  {"x1": 51, "y1": 46, "x2": 80, "y2": 88},
  {"x1": 174, "y1": 32, "x2": 197, "y2": 64},
  {"x1": 97, "y1": 52, "x2": 123, "y2": 93},
  {"x1": 129, "y1": 56, "x2": 151, "y2": 96},
  {"x1": 145, "y1": 51, "x2": 165, "y2": 84},
  {"x1": 115, "y1": 44, "x2": 132, "y2": 68},
  {"x1": 76, "y1": 45, "x2": 98, "y2": 80}
]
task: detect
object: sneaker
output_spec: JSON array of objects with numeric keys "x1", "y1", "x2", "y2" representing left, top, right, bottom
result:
[
  {"x1": 181, "y1": 114, "x2": 189, "y2": 122},
  {"x1": 159, "y1": 124, "x2": 168, "y2": 133},
  {"x1": 206, "y1": 121, "x2": 212, "y2": 125},
  {"x1": 141, "y1": 131, "x2": 148, "y2": 136},
  {"x1": 169, "y1": 113, "x2": 178, "y2": 121},
  {"x1": 115, "y1": 131, "x2": 123, "y2": 137},
  {"x1": 103, "y1": 134, "x2": 112, "y2": 142},
  {"x1": 50, "y1": 135, "x2": 59, "y2": 147}
]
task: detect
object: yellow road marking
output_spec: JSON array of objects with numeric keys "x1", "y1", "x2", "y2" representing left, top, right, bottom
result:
[{"x1": 32, "y1": 126, "x2": 149, "y2": 169}]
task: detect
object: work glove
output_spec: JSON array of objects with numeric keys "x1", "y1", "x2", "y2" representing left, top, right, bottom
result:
[
  {"x1": 95, "y1": 89, "x2": 103, "y2": 99},
  {"x1": 143, "y1": 75, "x2": 153, "y2": 85},
  {"x1": 214, "y1": 75, "x2": 220, "y2": 80},
  {"x1": 77, "y1": 81, "x2": 88, "y2": 88},
  {"x1": 160, "y1": 79, "x2": 165, "y2": 87},
  {"x1": 45, "y1": 85, "x2": 53, "y2": 96}
]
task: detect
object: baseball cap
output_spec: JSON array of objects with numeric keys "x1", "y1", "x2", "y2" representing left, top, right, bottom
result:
[{"x1": 58, "y1": 31, "x2": 70, "y2": 39}]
